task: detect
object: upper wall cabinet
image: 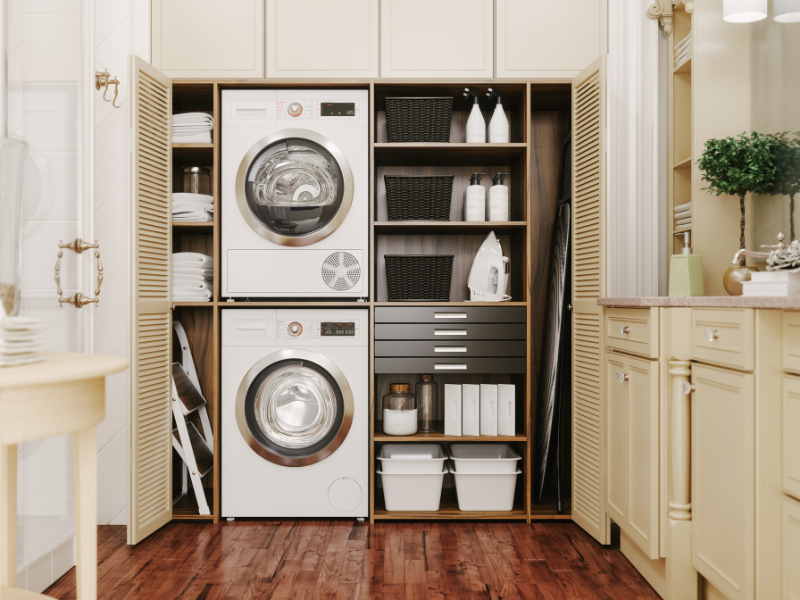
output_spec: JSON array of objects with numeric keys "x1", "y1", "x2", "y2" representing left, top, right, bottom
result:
[
  {"x1": 152, "y1": 0, "x2": 264, "y2": 79},
  {"x1": 380, "y1": 0, "x2": 493, "y2": 79},
  {"x1": 266, "y1": 0, "x2": 379, "y2": 78},
  {"x1": 496, "y1": 0, "x2": 606, "y2": 79}
]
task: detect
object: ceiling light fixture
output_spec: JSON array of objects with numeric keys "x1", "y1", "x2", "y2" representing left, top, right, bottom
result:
[
  {"x1": 775, "y1": 0, "x2": 800, "y2": 22},
  {"x1": 723, "y1": 0, "x2": 768, "y2": 22}
]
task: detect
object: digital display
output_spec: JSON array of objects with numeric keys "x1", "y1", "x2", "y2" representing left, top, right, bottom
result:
[
  {"x1": 321, "y1": 322, "x2": 355, "y2": 336},
  {"x1": 321, "y1": 102, "x2": 355, "y2": 117}
]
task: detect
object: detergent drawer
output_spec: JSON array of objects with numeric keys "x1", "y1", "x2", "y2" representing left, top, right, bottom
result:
[
  {"x1": 375, "y1": 340, "x2": 526, "y2": 357},
  {"x1": 375, "y1": 357, "x2": 527, "y2": 374},
  {"x1": 375, "y1": 306, "x2": 526, "y2": 324}
]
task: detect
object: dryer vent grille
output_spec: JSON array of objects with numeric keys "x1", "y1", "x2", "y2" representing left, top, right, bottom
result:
[{"x1": 321, "y1": 252, "x2": 361, "y2": 291}]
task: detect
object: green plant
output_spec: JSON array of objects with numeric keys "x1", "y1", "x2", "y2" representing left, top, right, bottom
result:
[
  {"x1": 768, "y1": 132, "x2": 800, "y2": 242},
  {"x1": 698, "y1": 131, "x2": 777, "y2": 266}
]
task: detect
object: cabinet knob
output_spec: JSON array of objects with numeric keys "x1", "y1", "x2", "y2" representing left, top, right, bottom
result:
[
  {"x1": 683, "y1": 381, "x2": 695, "y2": 395},
  {"x1": 614, "y1": 370, "x2": 629, "y2": 383},
  {"x1": 705, "y1": 327, "x2": 719, "y2": 342},
  {"x1": 619, "y1": 325, "x2": 630, "y2": 335}
]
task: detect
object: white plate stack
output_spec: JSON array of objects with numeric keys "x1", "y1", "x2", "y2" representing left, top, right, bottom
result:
[
  {"x1": 674, "y1": 201, "x2": 691, "y2": 231},
  {"x1": 448, "y1": 444, "x2": 521, "y2": 511},
  {"x1": 172, "y1": 112, "x2": 213, "y2": 144},
  {"x1": 173, "y1": 253, "x2": 213, "y2": 302},
  {"x1": 0, "y1": 312, "x2": 46, "y2": 367},
  {"x1": 377, "y1": 444, "x2": 446, "y2": 511},
  {"x1": 173, "y1": 192, "x2": 213, "y2": 222}
]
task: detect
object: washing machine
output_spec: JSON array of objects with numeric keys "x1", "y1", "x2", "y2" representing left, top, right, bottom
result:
[
  {"x1": 222, "y1": 309, "x2": 368, "y2": 517},
  {"x1": 222, "y1": 89, "x2": 369, "y2": 298}
]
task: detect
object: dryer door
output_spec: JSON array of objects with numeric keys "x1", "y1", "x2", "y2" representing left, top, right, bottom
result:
[
  {"x1": 235, "y1": 129, "x2": 354, "y2": 246},
  {"x1": 236, "y1": 349, "x2": 354, "y2": 467}
]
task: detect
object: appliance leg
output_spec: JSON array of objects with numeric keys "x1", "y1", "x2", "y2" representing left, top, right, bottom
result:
[
  {"x1": 357, "y1": 518, "x2": 365, "y2": 522},
  {"x1": 227, "y1": 517, "x2": 235, "y2": 522}
]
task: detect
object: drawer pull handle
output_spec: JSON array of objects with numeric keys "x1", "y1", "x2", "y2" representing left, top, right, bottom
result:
[
  {"x1": 683, "y1": 381, "x2": 696, "y2": 395},
  {"x1": 434, "y1": 312, "x2": 467, "y2": 319},
  {"x1": 619, "y1": 326, "x2": 630, "y2": 335},
  {"x1": 435, "y1": 346, "x2": 467, "y2": 353},
  {"x1": 435, "y1": 329, "x2": 467, "y2": 336},
  {"x1": 435, "y1": 364, "x2": 467, "y2": 370},
  {"x1": 705, "y1": 327, "x2": 719, "y2": 342}
]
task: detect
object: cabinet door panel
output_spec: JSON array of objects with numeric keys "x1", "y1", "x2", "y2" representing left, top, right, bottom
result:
[
  {"x1": 785, "y1": 376, "x2": 800, "y2": 501},
  {"x1": 784, "y1": 496, "x2": 800, "y2": 600},
  {"x1": 266, "y1": 0, "x2": 378, "y2": 78},
  {"x1": 605, "y1": 352, "x2": 627, "y2": 525},
  {"x1": 692, "y1": 364, "x2": 755, "y2": 600},
  {"x1": 496, "y1": 0, "x2": 606, "y2": 79},
  {"x1": 380, "y1": 0, "x2": 493, "y2": 78}
]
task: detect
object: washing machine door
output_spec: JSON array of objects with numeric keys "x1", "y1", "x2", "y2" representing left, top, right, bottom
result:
[
  {"x1": 236, "y1": 349, "x2": 354, "y2": 467},
  {"x1": 235, "y1": 129, "x2": 354, "y2": 246}
]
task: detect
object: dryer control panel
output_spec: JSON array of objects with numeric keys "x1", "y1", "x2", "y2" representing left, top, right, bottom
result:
[
  {"x1": 276, "y1": 99, "x2": 361, "y2": 120},
  {"x1": 277, "y1": 319, "x2": 361, "y2": 340}
]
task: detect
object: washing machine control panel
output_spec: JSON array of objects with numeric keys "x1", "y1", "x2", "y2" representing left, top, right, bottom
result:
[
  {"x1": 276, "y1": 100, "x2": 361, "y2": 120},
  {"x1": 276, "y1": 319, "x2": 360, "y2": 339}
]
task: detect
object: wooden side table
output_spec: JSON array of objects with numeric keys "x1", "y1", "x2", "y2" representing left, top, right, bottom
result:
[{"x1": 0, "y1": 353, "x2": 127, "y2": 600}]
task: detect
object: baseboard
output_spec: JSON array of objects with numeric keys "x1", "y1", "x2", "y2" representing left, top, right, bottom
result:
[
  {"x1": 620, "y1": 529, "x2": 667, "y2": 599},
  {"x1": 15, "y1": 535, "x2": 75, "y2": 594}
]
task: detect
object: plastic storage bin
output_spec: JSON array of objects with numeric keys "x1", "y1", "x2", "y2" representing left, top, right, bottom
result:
[
  {"x1": 385, "y1": 97, "x2": 453, "y2": 143},
  {"x1": 377, "y1": 444, "x2": 446, "y2": 473},
  {"x1": 378, "y1": 468, "x2": 446, "y2": 511},
  {"x1": 449, "y1": 462, "x2": 521, "y2": 512},
  {"x1": 449, "y1": 444, "x2": 522, "y2": 474},
  {"x1": 384, "y1": 255, "x2": 454, "y2": 302},
  {"x1": 385, "y1": 175, "x2": 454, "y2": 221}
]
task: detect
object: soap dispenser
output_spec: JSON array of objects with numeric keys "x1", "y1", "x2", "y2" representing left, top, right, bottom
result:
[
  {"x1": 669, "y1": 232, "x2": 704, "y2": 296},
  {"x1": 486, "y1": 88, "x2": 509, "y2": 143},
  {"x1": 463, "y1": 88, "x2": 486, "y2": 144},
  {"x1": 464, "y1": 173, "x2": 486, "y2": 221},
  {"x1": 487, "y1": 173, "x2": 509, "y2": 221}
]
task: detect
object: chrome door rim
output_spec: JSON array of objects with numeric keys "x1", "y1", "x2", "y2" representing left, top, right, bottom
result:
[
  {"x1": 236, "y1": 349, "x2": 354, "y2": 467},
  {"x1": 235, "y1": 129, "x2": 355, "y2": 246}
]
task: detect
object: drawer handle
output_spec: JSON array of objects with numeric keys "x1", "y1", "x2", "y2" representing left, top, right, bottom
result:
[
  {"x1": 435, "y1": 346, "x2": 467, "y2": 353},
  {"x1": 619, "y1": 326, "x2": 630, "y2": 335},
  {"x1": 435, "y1": 364, "x2": 467, "y2": 370},
  {"x1": 435, "y1": 329, "x2": 467, "y2": 336},
  {"x1": 434, "y1": 312, "x2": 467, "y2": 319},
  {"x1": 705, "y1": 327, "x2": 719, "y2": 342}
]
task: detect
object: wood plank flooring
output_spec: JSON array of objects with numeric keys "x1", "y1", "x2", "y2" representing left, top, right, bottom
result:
[{"x1": 44, "y1": 521, "x2": 660, "y2": 599}]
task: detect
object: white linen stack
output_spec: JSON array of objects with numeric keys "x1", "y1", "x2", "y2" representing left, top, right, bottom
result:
[
  {"x1": 173, "y1": 192, "x2": 213, "y2": 222},
  {"x1": 173, "y1": 253, "x2": 213, "y2": 302},
  {"x1": 0, "y1": 306, "x2": 46, "y2": 366},
  {"x1": 172, "y1": 113, "x2": 213, "y2": 144},
  {"x1": 674, "y1": 32, "x2": 692, "y2": 69},
  {"x1": 674, "y1": 201, "x2": 692, "y2": 231}
]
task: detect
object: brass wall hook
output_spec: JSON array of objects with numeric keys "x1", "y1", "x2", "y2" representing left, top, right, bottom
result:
[{"x1": 95, "y1": 69, "x2": 120, "y2": 108}]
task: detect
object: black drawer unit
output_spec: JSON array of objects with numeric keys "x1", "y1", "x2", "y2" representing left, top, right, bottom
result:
[
  {"x1": 375, "y1": 340, "x2": 526, "y2": 357},
  {"x1": 375, "y1": 306, "x2": 526, "y2": 323},
  {"x1": 375, "y1": 357, "x2": 527, "y2": 374},
  {"x1": 375, "y1": 323, "x2": 525, "y2": 340}
]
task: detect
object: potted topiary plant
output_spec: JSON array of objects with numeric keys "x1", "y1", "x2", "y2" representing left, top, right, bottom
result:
[
  {"x1": 697, "y1": 131, "x2": 777, "y2": 295},
  {"x1": 768, "y1": 131, "x2": 800, "y2": 242}
]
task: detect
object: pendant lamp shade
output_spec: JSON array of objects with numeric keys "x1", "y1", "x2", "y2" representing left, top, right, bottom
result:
[
  {"x1": 775, "y1": 0, "x2": 800, "y2": 22},
  {"x1": 723, "y1": 0, "x2": 768, "y2": 22}
]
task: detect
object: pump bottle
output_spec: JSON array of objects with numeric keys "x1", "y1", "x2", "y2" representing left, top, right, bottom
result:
[
  {"x1": 463, "y1": 88, "x2": 486, "y2": 144},
  {"x1": 486, "y1": 88, "x2": 509, "y2": 143},
  {"x1": 464, "y1": 173, "x2": 486, "y2": 221},
  {"x1": 669, "y1": 232, "x2": 704, "y2": 296},
  {"x1": 487, "y1": 173, "x2": 509, "y2": 221}
]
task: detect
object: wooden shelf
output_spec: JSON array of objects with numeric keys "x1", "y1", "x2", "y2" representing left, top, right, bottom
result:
[
  {"x1": 530, "y1": 496, "x2": 572, "y2": 520},
  {"x1": 374, "y1": 143, "x2": 528, "y2": 166},
  {"x1": 173, "y1": 143, "x2": 213, "y2": 149},
  {"x1": 673, "y1": 155, "x2": 692, "y2": 170},
  {"x1": 673, "y1": 56, "x2": 692, "y2": 74},
  {"x1": 374, "y1": 428, "x2": 527, "y2": 442},
  {"x1": 172, "y1": 491, "x2": 214, "y2": 521},
  {"x1": 374, "y1": 221, "x2": 527, "y2": 235},
  {"x1": 173, "y1": 221, "x2": 214, "y2": 232},
  {"x1": 173, "y1": 301, "x2": 214, "y2": 307},
  {"x1": 373, "y1": 491, "x2": 527, "y2": 521}
]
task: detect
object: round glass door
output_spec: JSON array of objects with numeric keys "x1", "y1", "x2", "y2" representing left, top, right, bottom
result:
[
  {"x1": 235, "y1": 129, "x2": 354, "y2": 246},
  {"x1": 236, "y1": 350, "x2": 354, "y2": 467}
]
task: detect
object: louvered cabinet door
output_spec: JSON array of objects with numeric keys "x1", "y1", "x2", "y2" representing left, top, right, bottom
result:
[
  {"x1": 128, "y1": 55, "x2": 172, "y2": 545},
  {"x1": 571, "y1": 57, "x2": 608, "y2": 545}
]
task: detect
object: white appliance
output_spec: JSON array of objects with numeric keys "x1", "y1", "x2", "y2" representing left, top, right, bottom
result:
[
  {"x1": 467, "y1": 231, "x2": 511, "y2": 302},
  {"x1": 222, "y1": 89, "x2": 369, "y2": 298},
  {"x1": 222, "y1": 309, "x2": 368, "y2": 517}
]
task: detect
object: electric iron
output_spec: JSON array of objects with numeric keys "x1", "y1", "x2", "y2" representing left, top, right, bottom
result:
[{"x1": 467, "y1": 231, "x2": 511, "y2": 302}]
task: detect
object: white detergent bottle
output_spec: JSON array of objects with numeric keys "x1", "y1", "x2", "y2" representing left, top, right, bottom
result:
[
  {"x1": 464, "y1": 173, "x2": 486, "y2": 221},
  {"x1": 487, "y1": 173, "x2": 509, "y2": 221},
  {"x1": 486, "y1": 88, "x2": 509, "y2": 143},
  {"x1": 463, "y1": 88, "x2": 486, "y2": 143}
]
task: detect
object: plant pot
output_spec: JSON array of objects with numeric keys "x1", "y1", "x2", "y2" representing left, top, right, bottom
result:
[{"x1": 723, "y1": 265, "x2": 760, "y2": 296}]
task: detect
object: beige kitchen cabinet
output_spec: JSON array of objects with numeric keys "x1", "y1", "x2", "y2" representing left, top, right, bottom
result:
[
  {"x1": 785, "y1": 376, "x2": 800, "y2": 501},
  {"x1": 784, "y1": 496, "x2": 800, "y2": 600},
  {"x1": 692, "y1": 363, "x2": 755, "y2": 600},
  {"x1": 495, "y1": 0, "x2": 607, "y2": 79},
  {"x1": 605, "y1": 350, "x2": 660, "y2": 560},
  {"x1": 151, "y1": 0, "x2": 264, "y2": 78},
  {"x1": 265, "y1": 0, "x2": 378, "y2": 79},
  {"x1": 380, "y1": 0, "x2": 493, "y2": 79}
]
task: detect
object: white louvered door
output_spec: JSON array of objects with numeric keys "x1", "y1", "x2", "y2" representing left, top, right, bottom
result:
[
  {"x1": 571, "y1": 57, "x2": 608, "y2": 545},
  {"x1": 128, "y1": 55, "x2": 173, "y2": 545}
]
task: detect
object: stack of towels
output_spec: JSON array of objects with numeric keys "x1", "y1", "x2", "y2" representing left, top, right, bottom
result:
[
  {"x1": 173, "y1": 253, "x2": 213, "y2": 303},
  {"x1": 172, "y1": 113, "x2": 213, "y2": 144},
  {"x1": 0, "y1": 305, "x2": 46, "y2": 366},
  {"x1": 674, "y1": 32, "x2": 692, "y2": 69},
  {"x1": 173, "y1": 192, "x2": 213, "y2": 222},
  {"x1": 675, "y1": 201, "x2": 691, "y2": 231}
]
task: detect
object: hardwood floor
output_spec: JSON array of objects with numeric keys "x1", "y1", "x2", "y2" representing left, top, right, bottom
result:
[{"x1": 44, "y1": 521, "x2": 659, "y2": 599}]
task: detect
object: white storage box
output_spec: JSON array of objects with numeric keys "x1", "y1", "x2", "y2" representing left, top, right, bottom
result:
[
  {"x1": 497, "y1": 384, "x2": 515, "y2": 436},
  {"x1": 444, "y1": 384, "x2": 462, "y2": 436},
  {"x1": 449, "y1": 443, "x2": 522, "y2": 473},
  {"x1": 378, "y1": 468, "x2": 446, "y2": 511},
  {"x1": 480, "y1": 384, "x2": 498, "y2": 436},
  {"x1": 449, "y1": 462, "x2": 521, "y2": 512},
  {"x1": 377, "y1": 444, "x2": 446, "y2": 473},
  {"x1": 462, "y1": 384, "x2": 480, "y2": 436}
]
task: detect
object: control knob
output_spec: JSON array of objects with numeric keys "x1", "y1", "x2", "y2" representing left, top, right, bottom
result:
[
  {"x1": 287, "y1": 102, "x2": 303, "y2": 117},
  {"x1": 288, "y1": 322, "x2": 303, "y2": 336}
]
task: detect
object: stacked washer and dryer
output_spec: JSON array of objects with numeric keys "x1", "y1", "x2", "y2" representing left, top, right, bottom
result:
[{"x1": 220, "y1": 90, "x2": 369, "y2": 518}]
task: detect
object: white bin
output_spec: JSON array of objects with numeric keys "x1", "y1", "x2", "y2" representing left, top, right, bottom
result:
[
  {"x1": 449, "y1": 443, "x2": 521, "y2": 473},
  {"x1": 449, "y1": 463, "x2": 521, "y2": 512},
  {"x1": 378, "y1": 468, "x2": 446, "y2": 511},
  {"x1": 378, "y1": 444, "x2": 446, "y2": 474}
]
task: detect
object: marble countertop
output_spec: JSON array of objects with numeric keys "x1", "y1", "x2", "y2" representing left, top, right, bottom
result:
[{"x1": 597, "y1": 296, "x2": 800, "y2": 309}]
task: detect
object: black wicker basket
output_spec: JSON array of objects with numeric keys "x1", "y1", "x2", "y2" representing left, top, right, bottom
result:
[
  {"x1": 384, "y1": 175, "x2": 454, "y2": 221},
  {"x1": 385, "y1": 97, "x2": 453, "y2": 143},
  {"x1": 385, "y1": 255, "x2": 454, "y2": 302}
]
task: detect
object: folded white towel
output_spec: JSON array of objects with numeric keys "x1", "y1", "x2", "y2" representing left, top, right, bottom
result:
[
  {"x1": 675, "y1": 223, "x2": 692, "y2": 232},
  {"x1": 173, "y1": 281, "x2": 213, "y2": 293},
  {"x1": 173, "y1": 132, "x2": 212, "y2": 144},
  {"x1": 173, "y1": 288, "x2": 213, "y2": 300},
  {"x1": 172, "y1": 297, "x2": 212, "y2": 303},
  {"x1": 674, "y1": 209, "x2": 692, "y2": 220},
  {"x1": 173, "y1": 212, "x2": 212, "y2": 222},
  {"x1": 676, "y1": 217, "x2": 692, "y2": 226},
  {"x1": 173, "y1": 193, "x2": 213, "y2": 206},
  {"x1": 173, "y1": 268, "x2": 214, "y2": 278},
  {"x1": 173, "y1": 112, "x2": 213, "y2": 125},
  {"x1": 674, "y1": 201, "x2": 692, "y2": 213},
  {"x1": 173, "y1": 253, "x2": 213, "y2": 268},
  {"x1": 173, "y1": 203, "x2": 213, "y2": 215},
  {"x1": 172, "y1": 125, "x2": 213, "y2": 134},
  {"x1": 173, "y1": 274, "x2": 213, "y2": 286}
]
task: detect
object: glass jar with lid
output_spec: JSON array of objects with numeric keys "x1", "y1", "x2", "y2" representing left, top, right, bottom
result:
[{"x1": 382, "y1": 383, "x2": 417, "y2": 436}]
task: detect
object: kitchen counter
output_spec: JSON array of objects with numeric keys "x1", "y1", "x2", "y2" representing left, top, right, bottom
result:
[{"x1": 597, "y1": 296, "x2": 800, "y2": 309}]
